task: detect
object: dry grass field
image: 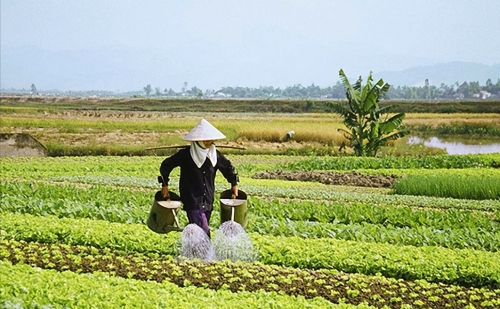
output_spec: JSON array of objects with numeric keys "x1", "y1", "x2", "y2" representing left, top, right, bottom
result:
[{"x1": 1, "y1": 98, "x2": 499, "y2": 156}]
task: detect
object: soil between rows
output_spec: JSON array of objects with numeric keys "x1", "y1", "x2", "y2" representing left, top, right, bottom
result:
[{"x1": 252, "y1": 170, "x2": 398, "y2": 188}]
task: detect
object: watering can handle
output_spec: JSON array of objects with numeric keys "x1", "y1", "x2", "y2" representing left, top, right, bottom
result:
[
  {"x1": 158, "y1": 176, "x2": 170, "y2": 199},
  {"x1": 162, "y1": 186, "x2": 170, "y2": 199},
  {"x1": 231, "y1": 185, "x2": 238, "y2": 199}
]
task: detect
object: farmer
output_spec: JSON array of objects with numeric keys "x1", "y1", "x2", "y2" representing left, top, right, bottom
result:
[{"x1": 159, "y1": 118, "x2": 239, "y2": 237}]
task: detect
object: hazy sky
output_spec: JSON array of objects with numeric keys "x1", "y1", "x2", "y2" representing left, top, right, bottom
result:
[{"x1": 1, "y1": 0, "x2": 500, "y2": 91}]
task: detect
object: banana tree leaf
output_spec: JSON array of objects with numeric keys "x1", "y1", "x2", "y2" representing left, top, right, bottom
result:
[
  {"x1": 340, "y1": 69, "x2": 362, "y2": 110},
  {"x1": 364, "y1": 79, "x2": 389, "y2": 111},
  {"x1": 379, "y1": 130, "x2": 408, "y2": 144},
  {"x1": 360, "y1": 72, "x2": 374, "y2": 103},
  {"x1": 353, "y1": 74, "x2": 364, "y2": 91},
  {"x1": 337, "y1": 128, "x2": 352, "y2": 139},
  {"x1": 379, "y1": 113, "x2": 406, "y2": 134},
  {"x1": 375, "y1": 105, "x2": 395, "y2": 116}
]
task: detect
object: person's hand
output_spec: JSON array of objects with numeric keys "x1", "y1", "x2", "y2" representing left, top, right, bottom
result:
[
  {"x1": 231, "y1": 185, "x2": 238, "y2": 199},
  {"x1": 162, "y1": 186, "x2": 170, "y2": 199}
]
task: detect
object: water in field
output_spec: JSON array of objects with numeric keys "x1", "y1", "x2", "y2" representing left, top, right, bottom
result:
[
  {"x1": 180, "y1": 224, "x2": 216, "y2": 262},
  {"x1": 212, "y1": 221, "x2": 257, "y2": 262},
  {"x1": 408, "y1": 136, "x2": 500, "y2": 155},
  {"x1": 179, "y1": 221, "x2": 257, "y2": 263}
]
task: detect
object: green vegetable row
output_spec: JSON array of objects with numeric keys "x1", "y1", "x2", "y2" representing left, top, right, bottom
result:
[
  {"x1": 251, "y1": 199, "x2": 499, "y2": 232},
  {"x1": 244, "y1": 184, "x2": 500, "y2": 212},
  {"x1": 281, "y1": 154, "x2": 500, "y2": 171},
  {"x1": 4, "y1": 188, "x2": 498, "y2": 251},
  {"x1": 3, "y1": 154, "x2": 499, "y2": 180},
  {"x1": 3, "y1": 239, "x2": 499, "y2": 309},
  {"x1": 4, "y1": 180, "x2": 498, "y2": 220},
  {"x1": 2, "y1": 212, "x2": 499, "y2": 289},
  {"x1": 250, "y1": 215, "x2": 500, "y2": 252},
  {"x1": 0, "y1": 181, "x2": 152, "y2": 224},
  {"x1": 0, "y1": 156, "x2": 161, "y2": 178},
  {"x1": 3, "y1": 181, "x2": 499, "y2": 252},
  {"x1": 254, "y1": 234, "x2": 500, "y2": 289},
  {"x1": 0, "y1": 261, "x2": 345, "y2": 309},
  {"x1": 393, "y1": 174, "x2": 500, "y2": 200}
]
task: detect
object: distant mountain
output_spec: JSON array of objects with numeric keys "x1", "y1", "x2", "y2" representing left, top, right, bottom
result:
[{"x1": 375, "y1": 62, "x2": 500, "y2": 87}]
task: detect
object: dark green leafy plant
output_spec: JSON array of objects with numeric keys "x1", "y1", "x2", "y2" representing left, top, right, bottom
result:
[
  {"x1": 3, "y1": 212, "x2": 500, "y2": 289},
  {"x1": 328, "y1": 69, "x2": 409, "y2": 156},
  {"x1": 3, "y1": 239, "x2": 500, "y2": 309}
]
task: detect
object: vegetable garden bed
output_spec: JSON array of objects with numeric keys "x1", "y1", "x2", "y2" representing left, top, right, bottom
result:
[{"x1": 1, "y1": 153, "x2": 500, "y2": 308}]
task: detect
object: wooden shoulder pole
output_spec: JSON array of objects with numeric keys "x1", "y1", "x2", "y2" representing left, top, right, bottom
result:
[{"x1": 146, "y1": 145, "x2": 246, "y2": 151}]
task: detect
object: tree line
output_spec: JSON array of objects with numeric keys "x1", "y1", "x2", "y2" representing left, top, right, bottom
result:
[
  {"x1": 217, "y1": 79, "x2": 500, "y2": 100},
  {"x1": 4, "y1": 78, "x2": 500, "y2": 100},
  {"x1": 141, "y1": 78, "x2": 500, "y2": 100}
]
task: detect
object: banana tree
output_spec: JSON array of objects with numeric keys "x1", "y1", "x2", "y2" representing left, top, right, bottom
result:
[{"x1": 328, "y1": 69, "x2": 408, "y2": 157}]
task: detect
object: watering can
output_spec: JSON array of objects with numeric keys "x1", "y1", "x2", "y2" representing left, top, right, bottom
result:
[
  {"x1": 220, "y1": 189, "x2": 248, "y2": 229},
  {"x1": 147, "y1": 190, "x2": 183, "y2": 233}
]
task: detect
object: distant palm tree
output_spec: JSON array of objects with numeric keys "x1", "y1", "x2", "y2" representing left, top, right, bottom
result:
[{"x1": 328, "y1": 69, "x2": 408, "y2": 157}]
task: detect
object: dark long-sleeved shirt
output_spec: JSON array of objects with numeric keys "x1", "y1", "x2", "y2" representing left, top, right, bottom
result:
[{"x1": 159, "y1": 146, "x2": 239, "y2": 211}]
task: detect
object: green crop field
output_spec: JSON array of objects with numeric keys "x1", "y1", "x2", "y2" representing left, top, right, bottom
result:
[
  {"x1": 1, "y1": 153, "x2": 500, "y2": 308},
  {"x1": 1, "y1": 99, "x2": 500, "y2": 308}
]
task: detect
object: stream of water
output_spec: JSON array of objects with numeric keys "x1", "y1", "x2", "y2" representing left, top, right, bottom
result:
[
  {"x1": 180, "y1": 222, "x2": 257, "y2": 263},
  {"x1": 180, "y1": 224, "x2": 216, "y2": 262},
  {"x1": 213, "y1": 221, "x2": 257, "y2": 262}
]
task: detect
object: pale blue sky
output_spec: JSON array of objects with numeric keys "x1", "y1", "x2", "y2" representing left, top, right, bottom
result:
[{"x1": 1, "y1": 0, "x2": 499, "y2": 91}]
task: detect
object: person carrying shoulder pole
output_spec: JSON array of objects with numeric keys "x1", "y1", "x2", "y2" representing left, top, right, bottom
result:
[{"x1": 159, "y1": 118, "x2": 239, "y2": 238}]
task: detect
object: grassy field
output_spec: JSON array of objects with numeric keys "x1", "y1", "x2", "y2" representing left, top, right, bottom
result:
[
  {"x1": 2, "y1": 100, "x2": 499, "y2": 156},
  {"x1": 2, "y1": 95, "x2": 500, "y2": 113}
]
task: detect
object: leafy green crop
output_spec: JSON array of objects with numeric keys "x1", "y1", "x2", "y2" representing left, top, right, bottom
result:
[
  {"x1": 394, "y1": 174, "x2": 500, "y2": 199},
  {"x1": 1, "y1": 261, "x2": 345, "y2": 309},
  {"x1": 2, "y1": 213, "x2": 500, "y2": 289},
  {"x1": 281, "y1": 153, "x2": 500, "y2": 171},
  {"x1": 2, "y1": 153, "x2": 499, "y2": 308},
  {"x1": 3, "y1": 239, "x2": 499, "y2": 309}
]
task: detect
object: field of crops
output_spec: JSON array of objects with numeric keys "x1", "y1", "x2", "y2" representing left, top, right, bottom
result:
[
  {"x1": 2, "y1": 101, "x2": 500, "y2": 156},
  {"x1": 1, "y1": 152, "x2": 500, "y2": 308}
]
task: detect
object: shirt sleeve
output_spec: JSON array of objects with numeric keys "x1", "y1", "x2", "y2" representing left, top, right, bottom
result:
[
  {"x1": 216, "y1": 151, "x2": 239, "y2": 186},
  {"x1": 159, "y1": 149, "x2": 184, "y2": 186}
]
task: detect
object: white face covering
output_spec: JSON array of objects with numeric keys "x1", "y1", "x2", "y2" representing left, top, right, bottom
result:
[{"x1": 190, "y1": 141, "x2": 217, "y2": 168}]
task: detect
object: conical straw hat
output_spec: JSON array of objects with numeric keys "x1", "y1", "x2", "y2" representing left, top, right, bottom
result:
[{"x1": 183, "y1": 118, "x2": 226, "y2": 141}]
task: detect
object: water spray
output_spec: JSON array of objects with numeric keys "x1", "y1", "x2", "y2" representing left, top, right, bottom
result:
[
  {"x1": 213, "y1": 220, "x2": 257, "y2": 262},
  {"x1": 147, "y1": 188, "x2": 257, "y2": 263},
  {"x1": 180, "y1": 224, "x2": 216, "y2": 262},
  {"x1": 214, "y1": 193, "x2": 257, "y2": 262}
]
